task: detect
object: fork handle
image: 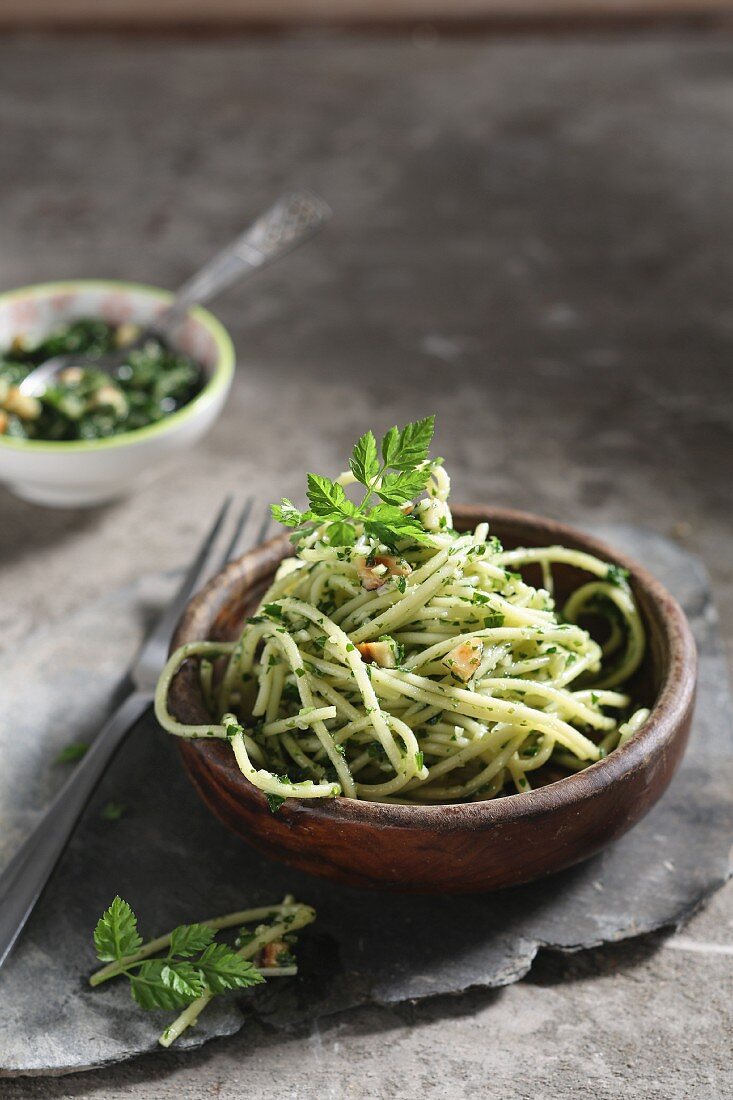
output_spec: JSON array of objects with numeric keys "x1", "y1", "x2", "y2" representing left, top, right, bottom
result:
[
  {"x1": 155, "y1": 190, "x2": 331, "y2": 333},
  {"x1": 0, "y1": 690, "x2": 152, "y2": 969}
]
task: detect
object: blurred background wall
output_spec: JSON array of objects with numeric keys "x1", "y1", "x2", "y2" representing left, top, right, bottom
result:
[{"x1": 2, "y1": 0, "x2": 733, "y2": 29}]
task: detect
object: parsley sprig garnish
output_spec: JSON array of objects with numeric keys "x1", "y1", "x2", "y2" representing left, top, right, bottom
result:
[
  {"x1": 91, "y1": 896, "x2": 263, "y2": 1012},
  {"x1": 271, "y1": 415, "x2": 439, "y2": 549},
  {"x1": 89, "y1": 896, "x2": 316, "y2": 1047}
]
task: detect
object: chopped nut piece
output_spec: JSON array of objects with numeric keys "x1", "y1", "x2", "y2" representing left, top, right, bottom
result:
[
  {"x1": 442, "y1": 638, "x2": 484, "y2": 682},
  {"x1": 115, "y1": 322, "x2": 140, "y2": 347},
  {"x1": 260, "y1": 940, "x2": 289, "y2": 968},
  {"x1": 0, "y1": 410, "x2": 8, "y2": 434},
  {"x1": 59, "y1": 366, "x2": 84, "y2": 385},
  {"x1": 356, "y1": 640, "x2": 398, "y2": 668},
  {"x1": 357, "y1": 555, "x2": 412, "y2": 590},
  {"x1": 10, "y1": 334, "x2": 28, "y2": 354},
  {"x1": 3, "y1": 387, "x2": 41, "y2": 420},
  {"x1": 92, "y1": 384, "x2": 128, "y2": 416}
]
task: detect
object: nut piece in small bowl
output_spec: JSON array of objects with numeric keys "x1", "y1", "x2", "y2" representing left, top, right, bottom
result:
[
  {"x1": 167, "y1": 507, "x2": 697, "y2": 895},
  {"x1": 0, "y1": 280, "x2": 234, "y2": 507}
]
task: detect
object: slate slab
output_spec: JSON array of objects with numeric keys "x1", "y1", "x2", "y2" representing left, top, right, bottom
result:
[{"x1": 0, "y1": 525, "x2": 730, "y2": 1077}]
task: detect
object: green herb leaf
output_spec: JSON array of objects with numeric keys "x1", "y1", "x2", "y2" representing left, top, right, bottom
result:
[
  {"x1": 271, "y1": 499, "x2": 307, "y2": 528},
  {"x1": 94, "y1": 896, "x2": 143, "y2": 962},
  {"x1": 267, "y1": 794, "x2": 286, "y2": 813},
  {"x1": 349, "y1": 430, "x2": 379, "y2": 486},
  {"x1": 129, "y1": 959, "x2": 205, "y2": 1010},
  {"x1": 196, "y1": 943, "x2": 265, "y2": 994},
  {"x1": 325, "y1": 519, "x2": 357, "y2": 547},
  {"x1": 101, "y1": 801, "x2": 127, "y2": 821},
  {"x1": 306, "y1": 474, "x2": 352, "y2": 518},
  {"x1": 381, "y1": 416, "x2": 434, "y2": 471},
  {"x1": 364, "y1": 504, "x2": 432, "y2": 548},
  {"x1": 271, "y1": 417, "x2": 437, "y2": 546},
  {"x1": 169, "y1": 923, "x2": 215, "y2": 958},
  {"x1": 376, "y1": 468, "x2": 431, "y2": 506},
  {"x1": 54, "y1": 741, "x2": 89, "y2": 764}
]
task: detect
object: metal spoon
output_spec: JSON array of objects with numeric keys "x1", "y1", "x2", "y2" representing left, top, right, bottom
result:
[{"x1": 18, "y1": 190, "x2": 331, "y2": 398}]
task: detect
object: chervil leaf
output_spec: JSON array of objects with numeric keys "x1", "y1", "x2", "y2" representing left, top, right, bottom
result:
[
  {"x1": 381, "y1": 416, "x2": 435, "y2": 471},
  {"x1": 364, "y1": 506, "x2": 432, "y2": 548},
  {"x1": 381, "y1": 425, "x2": 400, "y2": 466},
  {"x1": 325, "y1": 520, "x2": 356, "y2": 547},
  {"x1": 367, "y1": 503, "x2": 412, "y2": 524},
  {"x1": 367, "y1": 504, "x2": 430, "y2": 533},
  {"x1": 130, "y1": 959, "x2": 205, "y2": 1010},
  {"x1": 196, "y1": 943, "x2": 265, "y2": 994},
  {"x1": 349, "y1": 430, "x2": 379, "y2": 486},
  {"x1": 290, "y1": 525, "x2": 316, "y2": 545},
  {"x1": 54, "y1": 741, "x2": 89, "y2": 764},
  {"x1": 376, "y1": 468, "x2": 431, "y2": 506},
  {"x1": 169, "y1": 923, "x2": 215, "y2": 959},
  {"x1": 272, "y1": 416, "x2": 438, "y2": 545},
  {"x1": 365, "y1": 522, "x2": 430, "y2": 548},
  {"x1": 271, "y1": 499, "x2": 307, "y2": 528},
  {"x1": 94, "y1": 897, "x2": 143, "y2": 963},
  {"x1": 101, "y1": 801, "x2": 126, "y2": 821},
  {"x1": 161, "y1": 961, "x2": 206, "y2": 1000},
  {"x1": 306, "y1": 474, "x2": 353, "y2": 518}
]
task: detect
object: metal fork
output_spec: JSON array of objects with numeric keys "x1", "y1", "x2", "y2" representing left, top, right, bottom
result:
[{"x1": 0, "y1": 496, "x2": 270, "y2": 970}]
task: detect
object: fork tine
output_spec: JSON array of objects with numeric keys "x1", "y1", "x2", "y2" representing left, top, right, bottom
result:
[
  {"x1": 215, "y1": 495, "x2": 255, "y2": 569},
  {"x1": 135, "y1": 496, "x2": 232, "y2": 663},
  {"x1": 255, "y1": 508, "x2": 274, "y2": 547}
]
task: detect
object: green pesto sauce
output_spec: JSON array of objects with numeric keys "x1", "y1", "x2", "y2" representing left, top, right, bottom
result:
[{"x1": 0, "y1": 318, "x2": 205, "y2": 442}]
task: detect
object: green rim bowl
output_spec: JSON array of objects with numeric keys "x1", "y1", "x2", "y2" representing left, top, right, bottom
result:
[{"x1": 0, "y1": 280, "x2": 235, "y2": 506}]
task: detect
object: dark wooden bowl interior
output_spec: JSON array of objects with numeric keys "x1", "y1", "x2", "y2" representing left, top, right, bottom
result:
[{"x1": 168, "y1": 506, "x2": 696, "y2": 894}]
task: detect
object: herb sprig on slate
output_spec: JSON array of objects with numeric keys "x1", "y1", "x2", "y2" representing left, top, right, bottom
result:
[
  {"x1": 271, "y1": 415, "x2": 439, "y2": 549},
  {"x1": 92, "y1": 897, "x2": 263, "y2": 1012},
  {"x1": 89, "y1": 896, "x2": 316, "y2": 1047}
]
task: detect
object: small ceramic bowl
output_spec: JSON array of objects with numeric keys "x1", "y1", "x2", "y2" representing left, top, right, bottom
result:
[
  {"x1": 168, "y1": 507, "x2": 697, "y2": 894},
  {"x1": 0, "y1": 280, "x2": 235, "y2": 507}
]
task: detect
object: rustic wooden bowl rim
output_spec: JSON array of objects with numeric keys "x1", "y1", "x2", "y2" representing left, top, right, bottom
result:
[{"x1": 170, "y1": 505, "x2": 697, "y2": 831}]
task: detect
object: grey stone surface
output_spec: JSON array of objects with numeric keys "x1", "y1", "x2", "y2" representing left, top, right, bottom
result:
[
  {"x1": 0, "y1": 526, "x2": 730, "y2": 1078},
  {"x1": 0, "y1": 29, "x2": 732, "y2": 1099}
]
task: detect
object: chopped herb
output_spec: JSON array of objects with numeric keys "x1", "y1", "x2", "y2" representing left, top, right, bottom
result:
[
  {"x1": 101, "y1": 801, "x2": 127, "y2": 822},
  {"x1": 90, "y1": 897, "x2": 266, "y2": 1025},
  {"x1": 0, "y1": 320, "x2": 205, "y2": 442},
  {"x1": 606, "y1": 564, "x2": 630, "y2": 586},
  {"x1": 55, "y1": 741, "x2": 89, "y2": 764}
]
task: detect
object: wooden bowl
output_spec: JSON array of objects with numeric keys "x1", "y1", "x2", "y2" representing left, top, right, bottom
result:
[{"x1": 168, "y1": 507, "x2": 697, "y2": 894}]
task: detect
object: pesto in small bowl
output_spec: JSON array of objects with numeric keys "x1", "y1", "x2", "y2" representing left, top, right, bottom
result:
[{"x1": 0, "y1": 319, "x2": 205, "y2": 443}]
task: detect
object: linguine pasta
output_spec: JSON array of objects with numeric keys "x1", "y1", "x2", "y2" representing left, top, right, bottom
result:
[{"x1": 156, "y1": 449, "x2": 649, "y2": 807}]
